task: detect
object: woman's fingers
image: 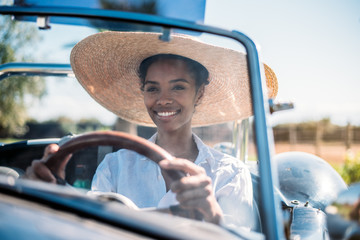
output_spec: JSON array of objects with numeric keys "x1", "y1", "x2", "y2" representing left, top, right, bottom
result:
[
  {"x1": 173, "y1": 177, "x2": 214, "y2": 215},
  {"x1": 25, "y1": 159, "x2": 57, "y2": 183},
  {"x1": 171, "y1": 174, "x2": 211, "y2": 192},
  {"x1": 159, "y1": 158, "x2": 223, "y2": 224},
  {"x1": 159, "y1": 158, "x2": 210, "y2": 193},
  {"x1": 160, "y1": 158, "x2": 210, "y2": 192},
  {"x1": 41, "y1": 144, "x2": 60, "y2": 161},
  {"x1": 23, "y1": 143, "x2": 62, "y2": 183},
  {"x1": 175, "y1": 183, "x2": 212, "y2": 203}
]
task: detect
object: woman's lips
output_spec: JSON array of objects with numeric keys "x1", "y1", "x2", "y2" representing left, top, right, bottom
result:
[
  {"x1": 154, "y1": 110, "x2": 181, "y2": 119},
  {"x1": 157, "y1": 111, "x2": 177, "y2": 117}
]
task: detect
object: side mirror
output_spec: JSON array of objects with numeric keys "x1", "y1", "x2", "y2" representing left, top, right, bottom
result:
[
  {"x1": 269, "y1": 99, "x2": 294, "y2": 113},
  {"x1": 326, "y1": 183, "x2": 360, "y2": 239}
]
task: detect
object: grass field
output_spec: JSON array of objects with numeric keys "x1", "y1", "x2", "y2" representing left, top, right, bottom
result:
[{"x1": 0, "y1": 138, "x2": 24, "y2": 144}]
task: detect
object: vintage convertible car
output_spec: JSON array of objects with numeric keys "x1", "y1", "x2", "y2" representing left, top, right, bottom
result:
[{"x1": 0, "y1": 1, "x2": 358, "y2": 239}]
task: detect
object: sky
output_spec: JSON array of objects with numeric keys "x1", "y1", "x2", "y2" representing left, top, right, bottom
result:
[
  {"x1": 205, "y1": 0, "x2": 360, "y2": 126},
  {"x1": 20, "y1": 0, "x2": 360, "y2": 126}
]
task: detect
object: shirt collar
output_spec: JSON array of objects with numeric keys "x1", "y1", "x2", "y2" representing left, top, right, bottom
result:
[
  {"x1": 137, "y1": 133, "x2": 158, "y2": 161},
  {"x1": 148, "y1": 132, "x2": 157, "y2": 143},
  {"x1": 144, "y1": 132, "x2": 216, "y2": 166},
  {"x1": 192, "y1": 133, "x2": 216, "y2": 166}
]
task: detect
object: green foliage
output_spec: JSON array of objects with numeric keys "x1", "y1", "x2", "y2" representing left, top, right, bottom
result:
[
  {"x1": 0, "y1": 16, "x2": 46, "y2": 137},
  {"x1": 77, "y1": 118, "x2": 110, "y2": 133},
  {"x1": 45, "y1": 117, "x2": 111, "y2": 135},
  {"x1": 51, "y1": 117, "x2": 77, "y2": 135},
  {"x1": 339, "y1": 151, "x2": 360, "y2": 185}
]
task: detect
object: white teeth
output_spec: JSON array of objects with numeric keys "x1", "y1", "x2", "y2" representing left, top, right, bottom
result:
[{"x1": 157, "y1": 111, "x2": 176, "y2": 117}]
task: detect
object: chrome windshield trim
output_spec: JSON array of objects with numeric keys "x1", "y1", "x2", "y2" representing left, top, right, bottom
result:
[
  {"x1": 27, "y1": 139, "x2": 60, "y2": 145},
  {"x1": 0, "y1": 63, "x2": 73, "y2": 81}
]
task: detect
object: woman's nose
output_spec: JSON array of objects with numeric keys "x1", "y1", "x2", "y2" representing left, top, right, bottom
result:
[{"x1": 156, "y1": 91, "x2": 173, "y2": 105}]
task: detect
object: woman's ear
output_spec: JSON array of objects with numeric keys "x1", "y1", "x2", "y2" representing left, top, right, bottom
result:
[{"x1": 195, "y1": 85, "x2": 205, "y2": 106}]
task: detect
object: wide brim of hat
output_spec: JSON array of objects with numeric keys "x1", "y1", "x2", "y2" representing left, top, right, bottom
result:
[{"x1": 70, "y1": 31, "x2": 278, "y2": 127}]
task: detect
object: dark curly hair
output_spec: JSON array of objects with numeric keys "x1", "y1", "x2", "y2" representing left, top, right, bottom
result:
[{"x1": 138, "y1": 54, "x2": 209, "y2": 92}]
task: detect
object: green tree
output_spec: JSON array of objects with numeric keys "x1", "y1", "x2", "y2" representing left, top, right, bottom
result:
[
  {"x1": 0, "y1": 15, "x2": 46, "y2": 137},
  {"x1": 339, "y1": 151, "x2": 360, "y2": 185}
]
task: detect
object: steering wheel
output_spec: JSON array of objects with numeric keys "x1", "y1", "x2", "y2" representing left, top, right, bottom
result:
[
  {"x1": 44, "y1": 131, "x2": 202, "y2": 220},
  {"x1": 45, "y1": 130, "x2": 186, "y2": 184}
]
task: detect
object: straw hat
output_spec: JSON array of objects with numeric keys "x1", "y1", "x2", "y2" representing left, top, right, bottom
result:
[{"x1": 70, "y1": 31, "x2": 278, "y2": 127}]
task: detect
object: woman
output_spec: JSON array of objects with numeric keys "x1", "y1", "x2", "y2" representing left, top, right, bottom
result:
[{"x1": 26, "y1": 31, "x2": 278, "y2": 230}]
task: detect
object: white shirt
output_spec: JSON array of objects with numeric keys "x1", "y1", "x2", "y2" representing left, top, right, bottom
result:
[{"x1": 91, "y1": 133, "x2": 255, "y2": 230}]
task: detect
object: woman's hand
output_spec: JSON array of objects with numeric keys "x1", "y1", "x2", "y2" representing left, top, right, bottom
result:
[
  {"x1": 159, "y1": 158, "x2": 223, "y2": 224},
  {"x1": 24, "y1": 144, "x2": 71, "y2": 183}
]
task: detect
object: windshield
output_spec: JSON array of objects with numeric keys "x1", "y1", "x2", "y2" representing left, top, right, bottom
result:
[{"x1": 0, "y1": 3, "x2": 282, "y2": 237}]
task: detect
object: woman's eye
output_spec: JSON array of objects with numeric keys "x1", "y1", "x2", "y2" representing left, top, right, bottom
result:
[
  {"x1": 173, "y1": 85, "x2": 185, "y2": 90},
  {"x1": 145, "y1": 86, "x2": 158, "y2": 92}
]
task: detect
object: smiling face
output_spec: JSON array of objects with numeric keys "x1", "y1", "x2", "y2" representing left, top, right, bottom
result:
[{"x1": 143, "y1": 58, "x2": 204, "y2": 134}]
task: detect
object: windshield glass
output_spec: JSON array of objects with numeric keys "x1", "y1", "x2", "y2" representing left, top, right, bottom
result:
[{"x1": 0, "y1": 6, "x2": 274, "y2": 234}]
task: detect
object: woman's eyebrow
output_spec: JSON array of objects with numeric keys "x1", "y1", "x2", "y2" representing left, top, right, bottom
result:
[
  {"x1": 144, "y1": 80, "x2": 159, "y2": 85},
  {"x1": 144, "y1": 79, "x2": 189, "y2": 85},
  {"x1": 170, "y1": 79, "x2": 189, "y2": 84}
]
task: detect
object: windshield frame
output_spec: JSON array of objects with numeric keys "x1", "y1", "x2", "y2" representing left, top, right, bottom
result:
[{"x1": 0, "y1": 5, "x2": 283, "y2": 239}]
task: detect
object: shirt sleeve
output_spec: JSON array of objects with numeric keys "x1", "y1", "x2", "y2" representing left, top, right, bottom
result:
[
  {"x1": 91, "y1": 153, "x2": 116, "y2": 192},
  {"x1": 212, "y1": 158, "x2": 257, "y2": 231}
]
